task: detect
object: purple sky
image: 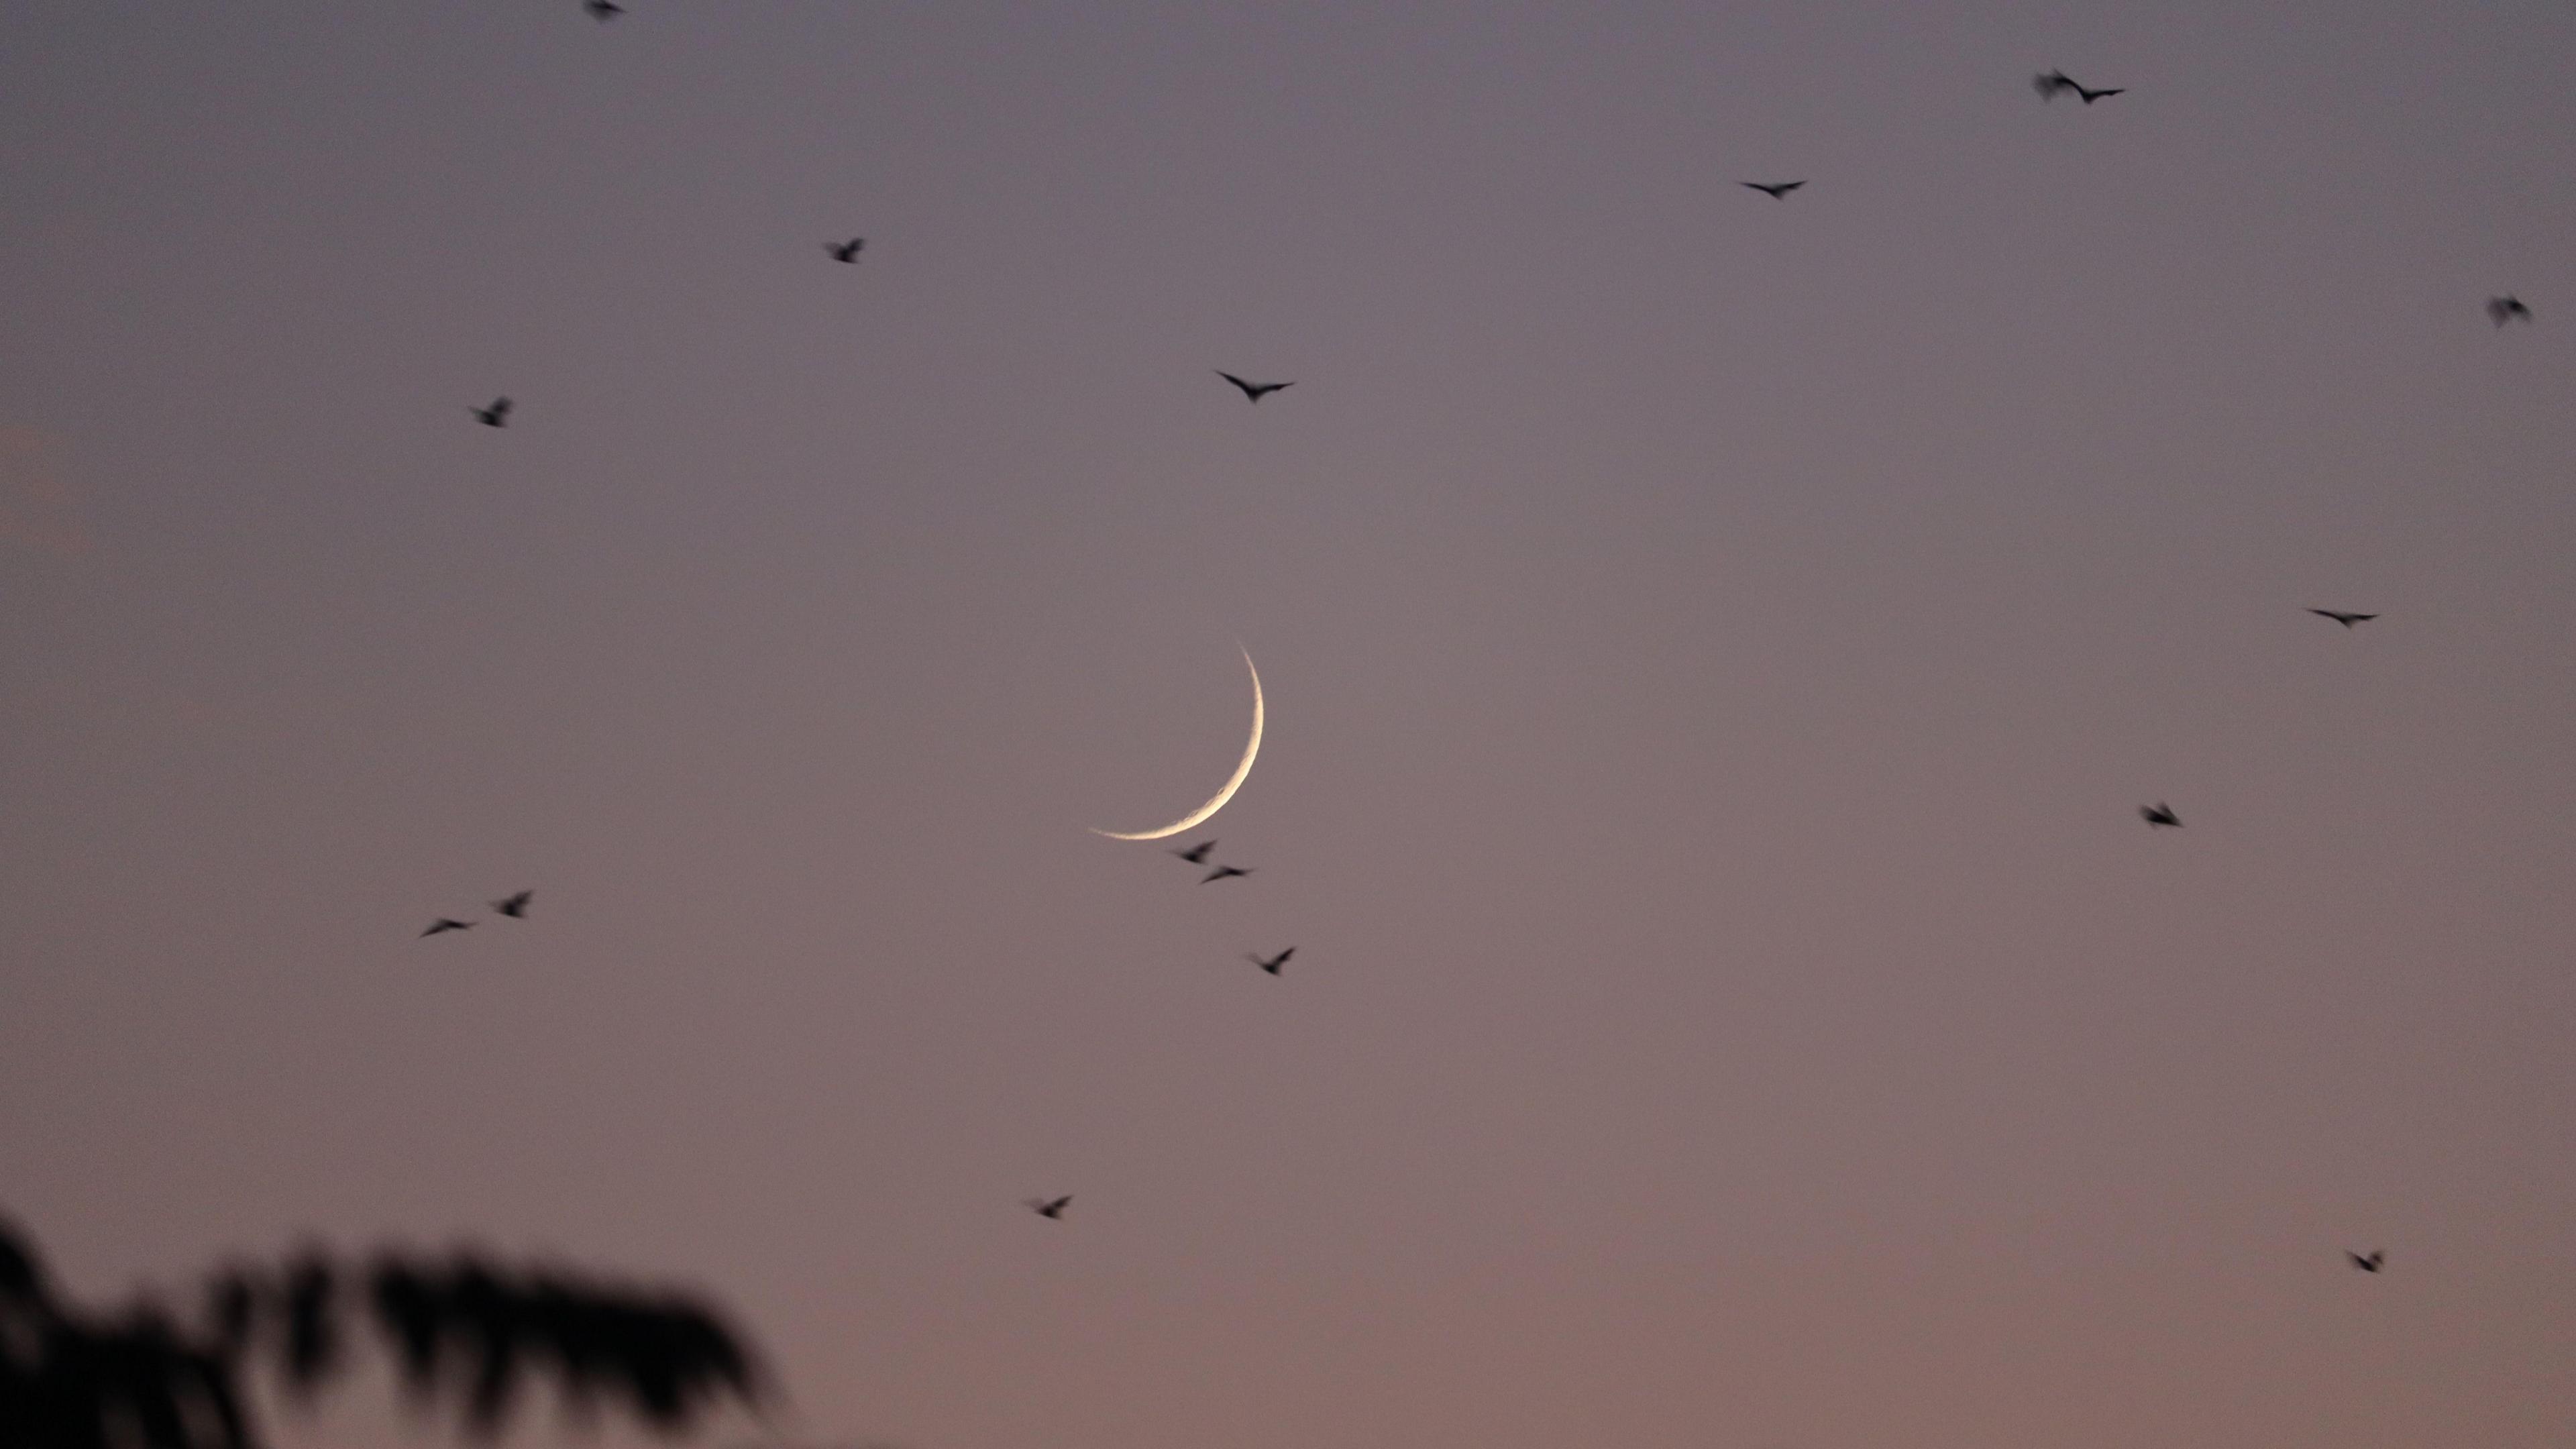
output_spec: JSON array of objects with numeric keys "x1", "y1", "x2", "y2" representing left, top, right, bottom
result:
[{"x1": 5, "y1": 4, "x2": 2575, "y2": 1448}]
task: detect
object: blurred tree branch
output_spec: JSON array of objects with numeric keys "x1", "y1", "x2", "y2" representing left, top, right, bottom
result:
[{"x1": 1, "y1": 1214, "x2": 769, "y2": 1449}]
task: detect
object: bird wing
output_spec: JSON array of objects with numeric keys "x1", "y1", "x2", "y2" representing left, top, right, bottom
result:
[
  {"x1": 1216, "y1": 370, "x2": 1256, "y2": 397},
  {"x1": 1277, "y1": 948, "x2": 1294, "y2": 964}
]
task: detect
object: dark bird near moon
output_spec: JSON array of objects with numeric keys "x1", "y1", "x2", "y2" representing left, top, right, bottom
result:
[
  {"x1": 2309, "y1": 610, "x2": 2377, "y2": 629},
  {"x1": 827, "y1": 238, "x2": 865, "y2": 263},
  {"x1": 2487, "y1": 294, "x2": 2534, "y2": 327},
  {"x1": 1026, "y1": 1196, "x2": 1072, "y2": 1220},
  {"x1": 2034, "y1": 70, "x2": 2123, "y2": 103},
  {"x1": 473, "y1": 398, "x2": 512, "y2": 428},
  {"x1": 2140, "y1": 803, "x2": 2182, "y2": 828},
  {"x1": 492, "y1": 890, "x2": 533, "y2": 918},
  {"x1": 421, "y1": 918, "x2": 476, "y2": 937},
  {"x1": 1201, "y1": 864, "x2": 1252, "y2": 884},
  {"x1": 1171, "y1": 841, "x2": 1216, "y2": 864},
  {"x1": 1216, "y1": 371, "x2": 1292, "y2": 403},
  {"x1": 1741, "y1": 181, "x2": 1805, "y2": 199},
  {"x1": 1246, "y1": 948, "x2": 1294, "y2": 975},
  {"x1": 2348, "y1": 1250, "x2": 2385, "y2": 1273}
]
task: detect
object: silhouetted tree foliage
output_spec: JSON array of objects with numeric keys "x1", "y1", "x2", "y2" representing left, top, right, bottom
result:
[{"x1": 0, "y1": 1214, "x2": 767, "y2": 1449}]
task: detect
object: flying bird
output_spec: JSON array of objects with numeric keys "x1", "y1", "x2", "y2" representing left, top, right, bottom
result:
[
  {"x1": 1246, "y1": 948, "x2": 1294, "y2": 975},
  {"x1": 492, "y1": 890, "x2": 533, "y2": 919},
  {"x1": 1216, "y1": 371, "x2": 1292, "y2": 403},
  {"x1": 2308, "y1": 609, "x2": 2378, "y2": 629},
  {"x1": 421, "y1": 918, "x2": 476, "y2": 937},
  {"x1": 2140, "y1": 802, "x2": 2182, "y2": 828},
  {"x1": 472, "y1": 397, "x2": 512, "y2": 427},
  {"x1": 1201, "y1": 864, "x2": 1252, "y2": 884},
  {"x1": 1026, "y1": 1196, "x2": 1072, "y2": 1220},
  {"x1": 1741, "y1": 181, "x2": 1805, "y2": 199},
  {"x1": 1171, "y1": 841, "x2": 1216, "y2": 864},
  {"x1": 2487, "y1": 294, "x2": 2534, "y2": 327},
  {"x1": 2035, "y1": 70, "x2": 2123, "y2": 103},
  {"x1": 826, "y1": 238, "x2": 865, "y2": 263},
  {"x1": 2348, "y1": 1250, "x2": 2385, "y2": 1273},
  {"x1": 584, "y1": 0, "x2": 624, "y2": 18}
]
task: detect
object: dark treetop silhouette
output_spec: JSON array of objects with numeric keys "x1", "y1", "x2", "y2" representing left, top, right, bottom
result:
[{"x1": 0, "y1": 1214, "x2": 768, "y2": 1449}]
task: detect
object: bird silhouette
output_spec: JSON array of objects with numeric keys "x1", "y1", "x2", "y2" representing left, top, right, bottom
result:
[
  {"x1": 1246, "y1": 948, "x2": 1294, "y2": 975},
  {"x1": 491, "y1": 890, "x2": 533, "y2": 919},
  {"x1": 472, "y1": 398, "x2": 512, "y2": 427},
  {"x1": 2034, "y1": 70, "x2": 2123, "y2": 103},
  {"x1": 1216, "y1": 371, "x2": 1292, "y2": 402},
  {"x1": 1171, "y1": 841, "x2": 1216, "y2": 864},
  {"x1": 1741, "y1": 181, "x2": 1805, "y2": 199},
  {"x1": 2308, "y1": 609, "x2": 2378, "y2": 629},
  {"x1": 2140, "y1": 803, "x2": 2182, "y2": 828},
  {"x1": 826, "y1": 238, "x2": 865, "y2": 263},
  {"x1": 2348, "y1": 1249, "x2": 2385, "y2": 1273},
  {"x1": 585, "y1": 0, "x2": 624, "y2": 18},
  {"x1": 1025, "y1": 1196, "x2": 1072, "y2": 1220},
  {"x1": 1201, "y1": 865, "x2": 1252, "y2": 884},
  {"x1": 421, "y1": 918, "x2": 476, "y2": 937},
  {"x1": 2487, "y1": 294, "x2": 2534, "y2": 327}
]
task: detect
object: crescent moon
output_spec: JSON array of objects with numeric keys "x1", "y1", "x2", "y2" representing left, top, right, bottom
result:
[{"x1": 1091, "y1": 648, "x2": 1263, "y2": 841}]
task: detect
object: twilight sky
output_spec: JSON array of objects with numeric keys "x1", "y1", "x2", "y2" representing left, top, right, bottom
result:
[{"x1": 5, "y1": 4, "x2": 2575, "y2": 1448}]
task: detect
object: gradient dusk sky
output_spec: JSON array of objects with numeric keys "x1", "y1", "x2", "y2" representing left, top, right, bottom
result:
[{"x1": 6, "y1": 4, "x2": 2575, "y2": 1448}]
